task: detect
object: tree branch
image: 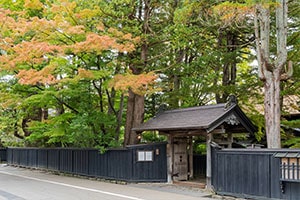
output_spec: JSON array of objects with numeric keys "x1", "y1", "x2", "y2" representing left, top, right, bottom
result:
[
  {"x1": 254, "y1": 5, "x2": 265, "y2": 80},
  {"x1": 280, "y1": 61, "x2": 293, "y2": 81}
]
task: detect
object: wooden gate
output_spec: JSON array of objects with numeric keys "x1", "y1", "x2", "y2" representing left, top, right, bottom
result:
[{"x1": 173, "y1": 137, "x2": 188, "y2": 181}]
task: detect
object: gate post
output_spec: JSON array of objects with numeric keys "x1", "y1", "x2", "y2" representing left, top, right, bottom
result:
[
  {"x1": 166, "y1": 134, "x2": 173, "y2": 183},
  {"x1": 206, "y1": 132, "x2": 213, "y2": 189}
]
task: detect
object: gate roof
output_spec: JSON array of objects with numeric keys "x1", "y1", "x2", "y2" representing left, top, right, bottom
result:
[{"x1": 133, "y1": 98, "x2": 257, "y2": 134}]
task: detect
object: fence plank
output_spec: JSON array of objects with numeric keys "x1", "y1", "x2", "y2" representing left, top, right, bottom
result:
[
  {"x1": 0, "y1": 148, "x2": 7, "y2": 162},
  {"x1": 59, "y1": 149, "x2": 73, "y2": 173}
]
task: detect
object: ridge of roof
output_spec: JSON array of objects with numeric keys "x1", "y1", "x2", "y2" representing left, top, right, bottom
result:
[{"x1": 160, "y1": 103, "x2": 226, "y2": 114}]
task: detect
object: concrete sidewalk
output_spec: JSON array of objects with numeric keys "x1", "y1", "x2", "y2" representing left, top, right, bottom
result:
[
  {"x1": 1, "y1": 164, "x2": 244, "y2": 200},
  {"x1": 129, "y1": 182, "x2": 213, "y2": 199},
  {"x1": 0, "y1": 164, "x2": 214, "y2": 200}
]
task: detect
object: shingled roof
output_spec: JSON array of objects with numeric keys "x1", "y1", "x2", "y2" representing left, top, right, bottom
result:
[{"x1": 132, "y1": 101, "x2": 257, "y2": 134}]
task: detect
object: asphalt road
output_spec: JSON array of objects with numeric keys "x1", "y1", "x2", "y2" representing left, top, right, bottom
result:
[{"x1": 0, "y1": 164, "x2": 214, "y2": 200}]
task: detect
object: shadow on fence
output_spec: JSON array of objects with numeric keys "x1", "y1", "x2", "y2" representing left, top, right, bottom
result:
[{"x1": 6, "y1": 143, "x2": 167, "y2": 182}]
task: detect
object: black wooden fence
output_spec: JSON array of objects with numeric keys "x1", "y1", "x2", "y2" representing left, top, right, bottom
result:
[
  {"x1": 212, "y1": 148, "x2": 300, "y2": 200},
  {"x1": 9, "y1": 143, "x2": 300, "y2": 199},
  {"x1": 0, "y1": 148, "x2": 7, "y2": 162},
  {"x1": 6, "y1": 143, "x2": 167, "y2": 182}
]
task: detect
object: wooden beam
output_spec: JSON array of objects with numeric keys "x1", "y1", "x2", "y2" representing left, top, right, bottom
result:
[
  {"x1": 210, "y1": 126, "x2": 226, "y2": 134},
  {"x1": 187, "y1": 130, "x2": 207, "y2": 136}
]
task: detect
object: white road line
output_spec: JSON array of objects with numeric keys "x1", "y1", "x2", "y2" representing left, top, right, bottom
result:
[{"x1": 0, "y1": 171, "x2": 145, "y2": 200}]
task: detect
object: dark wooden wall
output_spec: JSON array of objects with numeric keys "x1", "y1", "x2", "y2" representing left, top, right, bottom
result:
[
  {"x1": 212, "y1": 148, "x2": 300, "y2": 200},
  {"x1": 0, "y1": 148, "x2": 6, "y2": 162},
  {"x1": 193, "y1": 154, "x2": 206, "y2": 178},
  {"x1": 9, "y1": 144, "x2": 300, "y2": 200},
  {"x1": 6, "y1": 143, "x2": 167, "y2": 182}
]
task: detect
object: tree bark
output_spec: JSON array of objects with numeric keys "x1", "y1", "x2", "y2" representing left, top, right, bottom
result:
[
  {"x1": 124, "y1": 0, "x2": 151, "y2": 146},
  {"x1": 216, "y1": 30, "x2": 238, "y2": 103},
  {"x1": 124, "y1": 89, "x2": 144, "y2": 145},
  {"x1": 115, "y1": 93, "x2": 124, "y2": 141},
  {"x1": 264, "y1": 70, "x2": 281, "y2": 148},
  {"x1": 254, "y1": 0, "x2": 291, "y2": 148}
]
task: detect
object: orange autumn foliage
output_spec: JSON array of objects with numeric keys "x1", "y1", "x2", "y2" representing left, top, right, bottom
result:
[
  {"x1": 24, "y1": 0, "x2": 43, "y2": 10},
  {"x1": 213, "y1": 2, "x2": 254, "y2": 27},
  {"x1": 77, "y1": 68, "x2": 95, "y2": 79},
  {"x1": 17, "y1": 67, "x2": 57, "y2": 85},
  {"x1": 0, "y1": 41, "x2": 62, "y2": 69},
  {"x1": 0, "y1": 1, "x2": 141, "y2": 88},
  {"x1": 70, "y1": 33, "x2": 118, "y2": 54},
  {"x1": 110, "y1": 72, "x2": 158, "y2": 96},
  {"x1": 70, "y1": 32, "x2": 138, "y2": 54}
]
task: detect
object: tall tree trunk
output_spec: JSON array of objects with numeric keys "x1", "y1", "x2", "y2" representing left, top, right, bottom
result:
[
  {"x1": 170, "y1": 49, "x2": 184, "y2": 108},
  {"x1": 254, "y1": 0, "x2": 291, "y2": 148},
  {"x1": 115, "y1": 93, "x2": 124, "y2": 141},
  {"x1": 264, "y1": 71, "x2": 281, "y2": 148},
  {"x1": 124, "y1": 0, "x2": 150, "y2": 146},
  {"x1": 124, "y1": 89, "x2": 144, "y2": 145},
  {"x1": 216, "y1": 30, "x2": 238, "y2": 103}
]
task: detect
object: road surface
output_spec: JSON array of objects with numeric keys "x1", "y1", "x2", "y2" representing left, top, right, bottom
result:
[{"x1": 0, "y1": 164, "x2": 213, "y2": 200}]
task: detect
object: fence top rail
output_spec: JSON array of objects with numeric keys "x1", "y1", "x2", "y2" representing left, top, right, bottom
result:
[
  {"x1": 216, "y1": 148, "x2": 300, "y2": 154},
  {"x1": 7, "y1": 143, "x2": 167, "y2": 151},
  {"x1": 6, "y1": 147, "x2": 129, "y2": 151},
  {"x1": 126, "y1": 142, "x2": 167, "y2": 148}
]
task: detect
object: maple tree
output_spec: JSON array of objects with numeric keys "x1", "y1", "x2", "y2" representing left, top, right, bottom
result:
[{"x1": 0, "y1": 0, "x2": 156, "y2": 148}]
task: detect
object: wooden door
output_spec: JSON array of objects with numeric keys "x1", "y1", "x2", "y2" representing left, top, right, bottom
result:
[{"x1": 173, "y1": 137, "x2": 188, "y2": 181}]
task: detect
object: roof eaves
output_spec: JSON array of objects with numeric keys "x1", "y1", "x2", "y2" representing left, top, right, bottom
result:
[
  {"x1": 207, "y1": 104, "x2": 257, "y2": 134},
  {"x1": 233, "y1": 105, "x2": 257, "y2": 133},
  {"x1": 133, "y1": 125, "x2": 209, "y2": 132},
  {"x1": 206, "y1": 104, "x2": 237, "y2": 133}
]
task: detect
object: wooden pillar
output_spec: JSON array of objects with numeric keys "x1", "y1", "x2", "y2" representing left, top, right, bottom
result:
[
  {"x1": 188, "y1": 136, "x2": 193, "y2": 179},
  {"x1": 228, "y1": 133, "x2": 233, "y2": 148},
  {"x1": 166, "y1": 134, "x2": 173, "y2": 183},
  {"x1": 206, "y1": 132, "x2": 213, "y2": 189}
]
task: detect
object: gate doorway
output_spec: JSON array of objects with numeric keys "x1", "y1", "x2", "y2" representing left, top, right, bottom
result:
[
  {"x1": 172, "y1": 137, "x2": 207, "y2": 182},
  {"x1": 133, "y1": 97, "x2": 257, "y2": 188}
]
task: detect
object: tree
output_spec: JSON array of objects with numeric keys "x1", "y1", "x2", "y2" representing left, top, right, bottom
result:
[
  {"x1": 158, "y1": 1, "x2": 260, "y2": 109},
  {"x1": 254, "y1": 0, "x2": 293, "y2": 148},
  {"x1": 106, "y1": 0, "x2": 178, "y2": 145},
  {"x1": 211, "y1": 0, "x2": 298, "y2": 147},
  {"x1": 0, "y1": 0, "x2": 152, "y2": 148},
  {"x1": 123, "y1": 0, "x2": 150, "y2": 146}
]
